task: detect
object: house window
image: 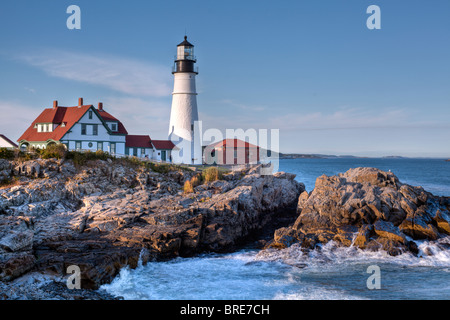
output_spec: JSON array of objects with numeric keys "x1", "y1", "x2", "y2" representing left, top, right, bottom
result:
[
  {"x1": 110, "y1": 142, "x2": 116, "y2": 154},
  {"x1": 111, "y1": 123, "x2": 117, "y2": 131},
  {"x1": 97, "y1": 142, "x2": 103, "y2": 151},
  {"x1": 75, "y1": 141, "x2": 82, "y2": 150},
  {"x1": 141, "y1": 148, "x2": 145, "y2": 156},
  {"x1": 133, "y1": 148, "x2": 137, "y2": 157},
  {"x1": 89, "y1": 111, "x2": 93, "y2": 119},
  {"x1": 92, "y1": 124, "x2": 98, "y2": 136},
  {"x1": 81, "y1": 124, "x2": 87, "y2": 135}
]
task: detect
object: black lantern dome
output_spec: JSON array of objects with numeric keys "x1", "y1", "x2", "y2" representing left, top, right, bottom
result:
[{"x1": 173, "y1": 36, "x2": 197, "y2": 74}]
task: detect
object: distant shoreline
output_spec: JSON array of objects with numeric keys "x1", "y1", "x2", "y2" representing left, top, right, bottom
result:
[{"x1": 279, "y1": 153, "x2": 450, "y2": 160}]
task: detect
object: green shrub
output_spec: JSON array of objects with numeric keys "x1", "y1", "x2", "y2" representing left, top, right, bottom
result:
[
  {"x1": 41, "y1": 144, "x2": 67, "y2": 159},
  {"x1": 0, "y1": 148, "x2": 15, "y2": 160},
  {"x1": 65, "y1": 150, "x2": 114, "y2": 166}
]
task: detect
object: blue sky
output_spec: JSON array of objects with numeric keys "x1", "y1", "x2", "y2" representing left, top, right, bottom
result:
[{"x1": 0, "y1": 0, "x2": 449, "y2": 157}]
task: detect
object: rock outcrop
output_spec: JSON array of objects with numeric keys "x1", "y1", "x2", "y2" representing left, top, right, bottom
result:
[
  {"x1": 270, "y1": 167, "x2": 450, "y2": 256},
  {"x1": 0, "y1": 158, "x2": 303, "y2": 292}
]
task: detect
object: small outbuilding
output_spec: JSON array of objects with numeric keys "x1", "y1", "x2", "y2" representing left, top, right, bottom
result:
[
  {"x1": 0, "y1": 134, "x2": 18, "y2": 149},
  {"x1": 204, "y1": 139, "x2": 260, "y2": 165}
]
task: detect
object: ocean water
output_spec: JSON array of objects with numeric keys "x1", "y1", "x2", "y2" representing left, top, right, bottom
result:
[
  {"x1": 279, "y1": 157, "x2": 450, "y2": 197},
  {"x1": 100, "y1": 158, "x2": 450, "y2": 300}
]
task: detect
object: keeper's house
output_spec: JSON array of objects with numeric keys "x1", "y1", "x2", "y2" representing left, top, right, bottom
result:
[{"x1": 17, "y1": 98, "x2": 174, "y2": 161}]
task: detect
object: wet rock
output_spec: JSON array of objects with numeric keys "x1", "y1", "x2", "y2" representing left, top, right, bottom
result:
[
  {"x1": 269, "y1": 167, "x2": 450, "y2": 255},
  {"x1": 353, "y1": 224, "x2": 374, "y2": 249},
  {"x1": 373, "y1": 220, "x2": 406, "y2": 244}
]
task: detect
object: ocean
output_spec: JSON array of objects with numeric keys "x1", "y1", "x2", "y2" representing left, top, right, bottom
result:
[{"x1": 100, "y1": 158, "x2": 450, "y2": 300}]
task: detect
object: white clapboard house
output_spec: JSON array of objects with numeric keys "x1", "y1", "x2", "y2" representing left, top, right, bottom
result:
[{"x1": 17, "y1": 98, "x2": 174, "y2": 161}]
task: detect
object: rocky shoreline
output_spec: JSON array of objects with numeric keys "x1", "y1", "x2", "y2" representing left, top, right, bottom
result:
[
  {"x1": 1, "y1": 158, "x2": 449, "y2": 300},
  {"x1": 0, "y1": 158, "x2": 303, "y2": 299}
]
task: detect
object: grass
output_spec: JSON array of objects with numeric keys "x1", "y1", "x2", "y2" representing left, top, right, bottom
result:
[
  {"x1": 183, "y1": 167, "x2": 225, "y2": 194},
  {"x1": 202, "y1": 166, "x2": 222, "y2": 183},
  {"x1": 183, "y1": 180, "x2": 194, "y2": 193}
]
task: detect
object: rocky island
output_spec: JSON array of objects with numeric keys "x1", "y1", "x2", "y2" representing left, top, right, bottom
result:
[
  {"x1": 0, "y1": 151, "x2": 449, "y2": 300},
  {"x1": 270, "y1": 167, "x2": 450, "y2": 256}
]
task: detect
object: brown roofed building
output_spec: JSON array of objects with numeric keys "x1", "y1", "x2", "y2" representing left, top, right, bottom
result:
[{"x1": 204, "y1": 139, "x2": 260, "y2": 165}]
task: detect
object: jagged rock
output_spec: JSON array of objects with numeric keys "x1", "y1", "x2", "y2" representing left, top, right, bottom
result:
[
  {"x1": 0, "y1": 253, "x2": 36, "y2": 281},
  {"x1": 1, "y1": 159, "x2": 303, "y2": 291},
  {"x1": 353, "y1": 224, "x2": 374, "y2": 249},
  {"x1": 269, "y1": 167, "x2": 450, "y2": 256},
  {"x1": 373, "y1": 220, "x2": 406, "y2": 244},
  {"x1": 434, "y1": 210, "x2": 450, "y2": 234},
  {"x1": 0, "y1": 230, "x2": 34, "y2": 252}
]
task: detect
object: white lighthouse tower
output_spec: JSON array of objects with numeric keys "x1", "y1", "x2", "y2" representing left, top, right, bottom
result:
[{"x1": 168, "y1": 36, "x2": 202, "y2": 165}]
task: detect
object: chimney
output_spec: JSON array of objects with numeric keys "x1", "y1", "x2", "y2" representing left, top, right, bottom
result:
[
  {"x1": 53, "y1": 100, "x2": 58, "y2": 109},
  {"x1": 78, "y1": 97, "x2": 83, "y2": 107},
  {"x1": 98, "y1": 102, "x2": 103, "y2": 111}
]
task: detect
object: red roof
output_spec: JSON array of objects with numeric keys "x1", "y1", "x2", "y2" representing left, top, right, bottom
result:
[
  {"x1": 18, "y1": 103, "x2": 128, "y2": 143},
  {"x1": 18, "y1": 105, "x2": 92, "y2": 142},
  {"x1": 98, "y1": 110, "x2": 119, "y2": 122},
  {"x1": 97, "y1": 110, "x2": 128, "y2": 135},
  {"x1": 126, "y1": 135, "x2": 152, "y2": 148},
  {"x1": 211, "y1": 139, "x2": 259, "y2": 149},
  {"x1": 151, "y1": 140, "x2": 175, "y2": 150}
]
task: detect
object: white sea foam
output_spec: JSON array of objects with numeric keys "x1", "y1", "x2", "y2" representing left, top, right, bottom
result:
[{"x1": 100, "y1": 238, "x2": 450, "y2": 300}]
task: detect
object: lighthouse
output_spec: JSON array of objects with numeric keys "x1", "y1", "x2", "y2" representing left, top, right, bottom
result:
[{"x1": 168, "y1": 36, "x2": 202, "y2": 165}]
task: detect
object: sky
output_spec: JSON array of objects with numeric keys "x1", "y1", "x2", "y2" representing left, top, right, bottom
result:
[{"x1": 0, "y1": 0, "x2": 449, "y2": 157}]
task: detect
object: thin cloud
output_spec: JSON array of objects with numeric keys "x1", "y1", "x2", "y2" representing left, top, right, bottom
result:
[
  {"x1": 268, "y1": 107, "x2": 450, "y2": 131},
  {"x1": 0, "y1": 100, "x2": 39, "y2": 142},
  {"x1": 17, "y1": 50, "x2": 172, "y2": 97},
  {"x1": 102, "y1": 96, "x2": 171, "y2": 138}
]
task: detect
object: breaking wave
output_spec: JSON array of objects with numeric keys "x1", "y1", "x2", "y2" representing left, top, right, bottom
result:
[{"x1": 100, "y1": 237, "x2": 450, "y2": 300}]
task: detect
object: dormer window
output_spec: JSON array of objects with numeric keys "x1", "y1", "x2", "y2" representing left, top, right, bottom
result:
[
  {"x1": 111, "y1": 123, "x2": 117, "y2": 131},
  {"x1": 36, "y1": 123, "x2": 52, "y2": 132}
]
